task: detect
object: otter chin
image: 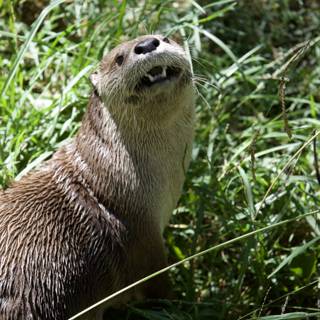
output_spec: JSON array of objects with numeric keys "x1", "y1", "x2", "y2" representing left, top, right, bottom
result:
[{"x1": 0, "y1": 35, "x2": 195, "y2": 320}]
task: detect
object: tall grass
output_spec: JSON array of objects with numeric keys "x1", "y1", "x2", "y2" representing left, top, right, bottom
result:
[{"x1": 1, "y1": 1, "x2": 320, "y2": 319}]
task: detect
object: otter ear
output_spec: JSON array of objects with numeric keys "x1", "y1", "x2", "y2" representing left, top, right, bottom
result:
[{"x1": 89, "y1": 71, "x2": 99, "y2": 89}]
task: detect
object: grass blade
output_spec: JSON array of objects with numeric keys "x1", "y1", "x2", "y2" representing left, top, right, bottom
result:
[
  {"x1": 68, "y1": 210, "x2": 319, "y2": 320},
  {"x1": 268, "y1": 236, "x2": 320, "y2": 279},
  {"x1": 0, "y1": 0, "x2": 67, "y2": 98}
]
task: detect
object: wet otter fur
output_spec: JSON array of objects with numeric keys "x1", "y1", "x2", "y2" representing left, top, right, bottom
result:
[{"x1": 0, "y1": 35, "x2": 195, "y2": 319}]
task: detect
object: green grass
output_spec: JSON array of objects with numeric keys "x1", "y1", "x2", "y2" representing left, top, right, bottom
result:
[{"x1": 1, "y1": 0, "x2": 320, "y2": 319}]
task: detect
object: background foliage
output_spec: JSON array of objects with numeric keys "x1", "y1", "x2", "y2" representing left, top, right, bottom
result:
[{"x1": 0, "y1": 0, "x2": 320, "y2": 319}]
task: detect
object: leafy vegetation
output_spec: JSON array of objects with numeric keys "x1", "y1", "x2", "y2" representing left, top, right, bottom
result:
[{"x1": 1, "y1": 0, "x2": 320, "y2": 319}]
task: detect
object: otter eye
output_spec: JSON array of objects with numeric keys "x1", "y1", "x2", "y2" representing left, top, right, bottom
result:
[
  {"x1": 163, "y1": 37, "x2": 170, "y2": 44},
  {"x1": 115, "y1": 55, "x2": 124, "y2": 66}
]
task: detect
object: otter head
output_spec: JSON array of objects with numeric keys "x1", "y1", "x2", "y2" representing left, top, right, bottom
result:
[{"x1": 90, "y1": 35, "x2": 194, "y2": 125}]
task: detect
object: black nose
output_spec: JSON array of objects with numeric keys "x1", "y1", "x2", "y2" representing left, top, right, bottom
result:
[{"x1": 134, "y1": 38, "x2": 160, "y2": 55}]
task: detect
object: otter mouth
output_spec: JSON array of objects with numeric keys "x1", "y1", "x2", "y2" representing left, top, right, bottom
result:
[{"x1": 136, "y1": 65, "x2": 181, "y2": 90}]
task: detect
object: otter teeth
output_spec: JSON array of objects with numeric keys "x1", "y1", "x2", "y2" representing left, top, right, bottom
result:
[
  {"x1": 137, "y1": 65, "x2": 181, "y2": 89},
  {"x1": 146, "y1": 66, "x2": 167, "y2": 83}
]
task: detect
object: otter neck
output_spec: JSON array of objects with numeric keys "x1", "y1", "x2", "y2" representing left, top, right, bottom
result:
[{"x1": 68, "y1": 93, "x2": 194, "y2": 232}]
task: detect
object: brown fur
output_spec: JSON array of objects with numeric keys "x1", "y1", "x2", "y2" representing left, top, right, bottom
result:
[{"x1": 0, "y1": 35, "x2": 195, "y2": 319}]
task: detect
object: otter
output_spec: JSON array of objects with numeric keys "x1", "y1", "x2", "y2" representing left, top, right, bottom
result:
[{"x1": 0, "y1": 35, "x2": 195, "y2": 319}]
